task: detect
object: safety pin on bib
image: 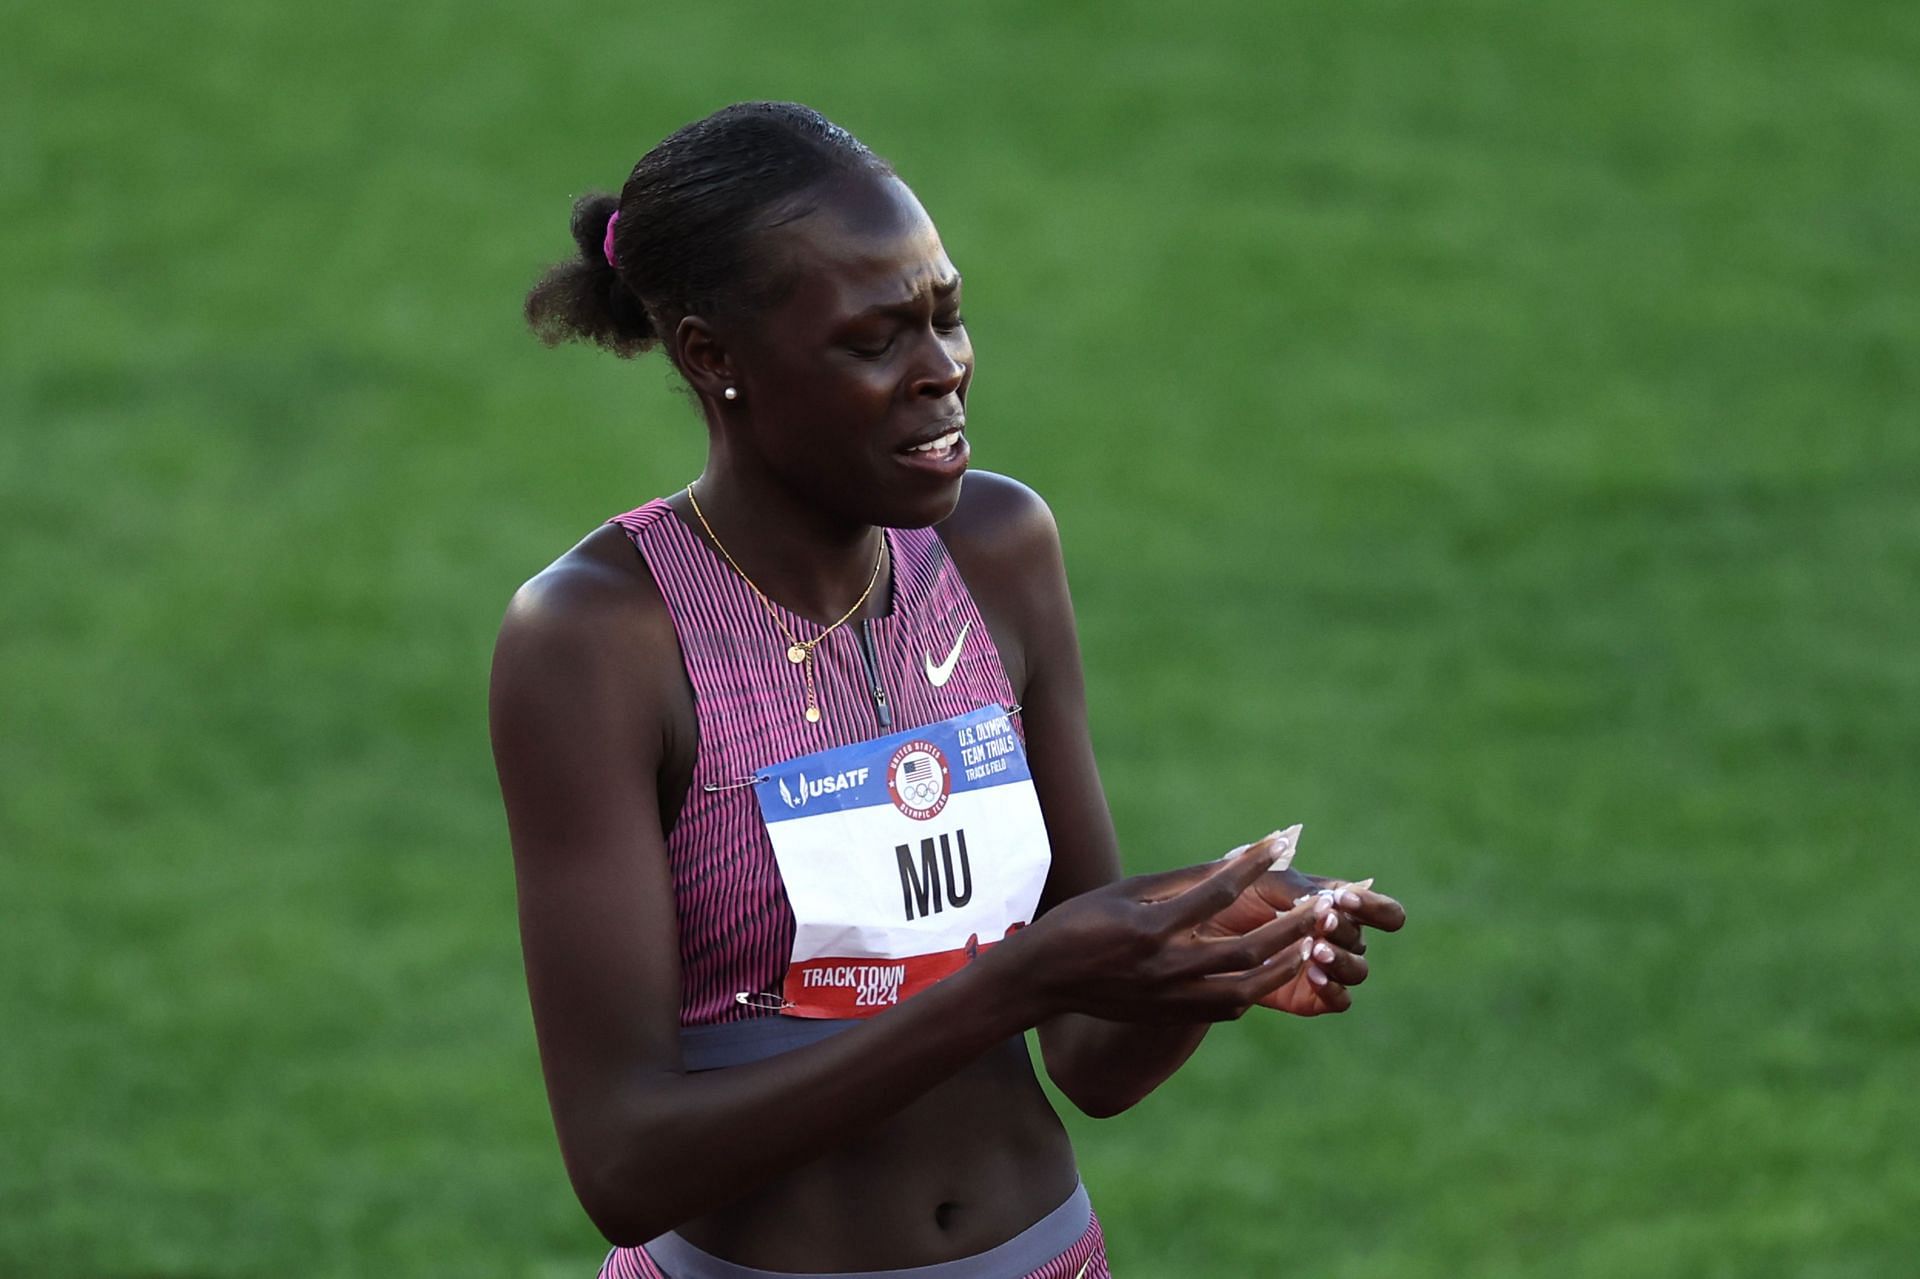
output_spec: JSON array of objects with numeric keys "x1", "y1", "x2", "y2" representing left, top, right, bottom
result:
[
  {"x1": 734, "y1": 991, "x2": 794, "y2": 1011},
  {"x1": 702, "y1": 773, "x2": 769, "y2": 795}
]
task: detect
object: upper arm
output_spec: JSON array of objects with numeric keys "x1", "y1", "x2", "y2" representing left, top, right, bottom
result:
[
  {"x1": 939, "y1": 473, "x2": 1123, "y2": 914},
  {"x1": 487, "y1": 537, "x2": 690, "y2": 1209}
]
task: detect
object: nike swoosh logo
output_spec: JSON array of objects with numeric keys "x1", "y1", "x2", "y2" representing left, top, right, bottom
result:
[{"x1": 923, "y1": 621, "x2": 970, "y2": 688}]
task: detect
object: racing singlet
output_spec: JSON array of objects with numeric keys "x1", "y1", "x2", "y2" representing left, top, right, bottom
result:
[{"x1": 608, "y1": 498, "x2": 1051, "y2": 1038}]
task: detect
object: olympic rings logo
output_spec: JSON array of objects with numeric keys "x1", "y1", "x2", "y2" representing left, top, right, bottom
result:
[{"x1": 886, "y1": 741, "x2": 951, "y2": 820}]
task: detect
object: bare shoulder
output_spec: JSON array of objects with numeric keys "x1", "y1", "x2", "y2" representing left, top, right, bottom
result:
[
  {"x1": 499, "y1": 523, "x2": 667, "y2": 652},
  {"x1": 935, "y1": 470, "x2": 1064, "y2": 579},
  {"x1": 492, "y1": 522, "x2": 681, "y2": 716}
]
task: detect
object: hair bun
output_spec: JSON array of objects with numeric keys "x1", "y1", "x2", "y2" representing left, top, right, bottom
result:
[
  {"x1": 523, "y1": 190, "x2": 656, "y2": 357},
  {"x1": 570, "y1": 193, "x2": 621, "y2": 268}
]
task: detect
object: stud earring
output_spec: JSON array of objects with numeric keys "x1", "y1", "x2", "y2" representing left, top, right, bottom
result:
[{"x1": 723, "y1": 386, "x2": 738, "y2": 401}]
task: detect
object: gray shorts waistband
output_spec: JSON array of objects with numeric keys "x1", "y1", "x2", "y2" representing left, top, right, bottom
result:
[
  {"x1": 679, "y1": 1017, "x2": 857, "y2": 1071},
  {"x1": 640, "y1": 1180, "x2": 1090, "y2": 1279}
]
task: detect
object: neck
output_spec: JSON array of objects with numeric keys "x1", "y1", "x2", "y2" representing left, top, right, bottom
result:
[{"x1": 678, "y1": 459, "x2": 889, "y2": 627}]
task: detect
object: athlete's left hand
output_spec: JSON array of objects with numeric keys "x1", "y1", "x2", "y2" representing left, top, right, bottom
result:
[{"x1": 1196, "y1": 835, "x2": 1405, "y2": 1016}]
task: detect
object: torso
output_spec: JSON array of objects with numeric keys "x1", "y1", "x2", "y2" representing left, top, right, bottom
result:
[
  {"x1": 677, "y1": 1035, "x2": 1075, "y2": 1265},
  {"x1": 578, "y1": 481, "x2": 1078, "y2": 1270}
]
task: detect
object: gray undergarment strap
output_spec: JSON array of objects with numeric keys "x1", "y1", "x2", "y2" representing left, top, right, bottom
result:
[
  {"x1": 679, "y1": 1018, "x2": 858, "y2": 1071},
  {"x1": 643, "y1": 1181, "x2": 1091, "y2": 1279}
]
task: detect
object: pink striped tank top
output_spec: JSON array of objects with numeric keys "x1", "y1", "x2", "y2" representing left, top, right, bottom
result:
[{"x1": 608, "y1": 500, "x2": 1025, "y2": 1063}]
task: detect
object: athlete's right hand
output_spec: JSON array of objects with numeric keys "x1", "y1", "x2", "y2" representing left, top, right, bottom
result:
[{"x1": 1005, "y1": 842, "x2": 1321, "y2": 1023}]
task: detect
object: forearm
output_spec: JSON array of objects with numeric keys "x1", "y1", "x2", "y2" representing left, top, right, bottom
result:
[
  {"x1": 582, "y1": 945, "x2": 1045, "y2": 1245},
  {"x1": 1037, "y1": 1012, "x2": 1211, "y2": 1118}
]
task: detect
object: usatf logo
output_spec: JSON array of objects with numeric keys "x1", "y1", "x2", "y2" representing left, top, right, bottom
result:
[
  {"x1": 777, "y1": 766, "x2": 871, "y2": 810},
  {"x1": 885, "y1": 741, "x2": 950, "y2": 820}
]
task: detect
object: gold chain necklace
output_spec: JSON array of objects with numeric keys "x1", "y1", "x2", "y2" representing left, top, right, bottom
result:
[{"x1": 685, "y1": 483, "x2": 886, "y2": 725}]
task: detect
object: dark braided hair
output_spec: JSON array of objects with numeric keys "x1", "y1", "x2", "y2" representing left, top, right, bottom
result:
[{"x1": 524, "y1": 102, "x2": 892, "y2": 361}]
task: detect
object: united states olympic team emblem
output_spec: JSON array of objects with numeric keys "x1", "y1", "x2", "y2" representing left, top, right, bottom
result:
[{"x1": 886, "y1": 740, "x2": 951, "y2": 820}]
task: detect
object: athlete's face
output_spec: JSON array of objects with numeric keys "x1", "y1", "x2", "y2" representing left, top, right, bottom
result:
[{"x1": 724, "y1": 173, "x2": 972, "y2": 529}]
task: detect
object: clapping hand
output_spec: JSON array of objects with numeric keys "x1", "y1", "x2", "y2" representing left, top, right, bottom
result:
[{"x1": 1195, "y1": 826, "x2": 1405, "y2": 1017}]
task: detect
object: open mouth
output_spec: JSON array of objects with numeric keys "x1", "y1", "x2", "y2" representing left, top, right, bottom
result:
[
  {"x1": 901, "y1": 428, "x2": 963, "y2": 461},
  {"x1": 895, "y1": 424, "x2": 970, "y2": 476}
]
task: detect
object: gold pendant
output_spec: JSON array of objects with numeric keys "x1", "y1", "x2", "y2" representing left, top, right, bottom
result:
[
  {"x1": 804, "y1": 706, "x2": 821, "y2": 723},
  {"x1": 787, "y1": 644, "x2": 807, "y2": 664}
]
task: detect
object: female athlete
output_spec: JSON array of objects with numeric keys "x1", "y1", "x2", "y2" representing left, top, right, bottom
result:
[{"x1": 491, "y1": 102, "x2": 1405, "y2": 1278}]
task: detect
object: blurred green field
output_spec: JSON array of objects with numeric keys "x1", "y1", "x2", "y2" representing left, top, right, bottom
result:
[{"x1": 5, "y1": 1, "x2": 1917, "y2": 1274}]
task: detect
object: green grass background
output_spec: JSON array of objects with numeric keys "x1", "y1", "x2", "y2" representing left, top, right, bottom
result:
[{"x1": 5, "y1": 1, "x2": 1917, "y2": 1274}]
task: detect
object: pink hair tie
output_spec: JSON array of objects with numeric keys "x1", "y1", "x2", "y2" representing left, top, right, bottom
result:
[{"x1": 602, "y1": 210, "x2": 621, "y2": 268}]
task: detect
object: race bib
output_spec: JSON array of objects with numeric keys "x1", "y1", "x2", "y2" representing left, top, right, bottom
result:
[{"x1": 752, "y1": 705, "x2": 1052, "y2": 1018}]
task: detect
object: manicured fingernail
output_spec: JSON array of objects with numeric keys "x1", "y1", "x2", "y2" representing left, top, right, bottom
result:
[
  {"x1": 1338, "y1": 890, "x2": 1362, "y2": 910},
  {"x1": 1307, "y1": 964, "x2": 1328, "y2": 987},
  {"x1": 1299, "y1": 938, "x2": 1314, "y2": 960},
  {"x1": 1270, "y1": 827, "x2": 1301, "y2": 870},
  {"x1": 1319, "y1": 911, "x2": 1338, "y2": 934},
  {"x1": 1314, "y1": 942, "x2": 1336, "y2": 963}
]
